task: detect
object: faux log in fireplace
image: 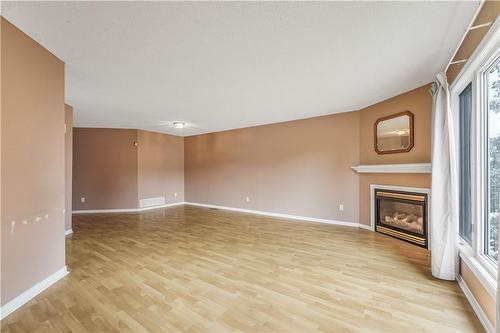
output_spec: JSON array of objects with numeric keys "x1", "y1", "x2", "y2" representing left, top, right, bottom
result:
[{"x1": 375, "y1": 189, "x2": 428, "y2": 248}]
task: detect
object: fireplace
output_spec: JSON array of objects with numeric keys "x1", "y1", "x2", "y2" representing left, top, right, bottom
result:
[{"x1": 375, "y1": 189, "x2": 428, "y2": 248}]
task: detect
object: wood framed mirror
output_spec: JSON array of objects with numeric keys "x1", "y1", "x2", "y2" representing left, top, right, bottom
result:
[{"x1": 374, "y1": 111, "x2": 414, "y2": 154}]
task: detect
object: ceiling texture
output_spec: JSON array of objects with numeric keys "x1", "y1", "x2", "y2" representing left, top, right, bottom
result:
[{"x1": 2, "y1": 1, "x2": 480, "y2": 136}]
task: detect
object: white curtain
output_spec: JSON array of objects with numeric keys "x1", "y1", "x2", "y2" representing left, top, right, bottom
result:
[{"x1": 430, "y1": 73, "x2": 458, "y2": 280}]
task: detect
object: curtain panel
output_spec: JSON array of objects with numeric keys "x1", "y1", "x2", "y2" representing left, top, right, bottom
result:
[{"x1": 430, "y1": 73, "x2": 458, "y2": 280}]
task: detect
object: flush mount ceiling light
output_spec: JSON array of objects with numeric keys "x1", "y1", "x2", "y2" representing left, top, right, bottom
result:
[
  {"x1": 172, "y1": 121, "x2": 186, "y2": 129},
  {"x1": 394, "y1": 129, "x2": 408, "y2": 136}
]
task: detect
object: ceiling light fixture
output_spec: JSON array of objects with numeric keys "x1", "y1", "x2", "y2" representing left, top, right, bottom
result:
[
  {"x1": 394, "y1": 129, "x2": 407, "y2": 136},
  {"x1": 173, "y1": 121, "x2": 186, "y2": 129}
]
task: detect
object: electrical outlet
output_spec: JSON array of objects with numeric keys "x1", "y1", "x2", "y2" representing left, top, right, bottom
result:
[
  {"x1": 81, "y1": 196, "x2": 86, "y2": 203},
  {"x1": 174, "y1": 192, "x2": 178, "y2": 197},
  {"x1": 245, "y1": 196, "x2": 250, "y2": 202},
  {"x1": 339, "y1": 204, "x2": 344, "y2": 211}
]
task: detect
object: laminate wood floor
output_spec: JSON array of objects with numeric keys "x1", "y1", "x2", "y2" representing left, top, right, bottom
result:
[{"x1": 1, "y1": 205, "x2": 482, "y2": 332}]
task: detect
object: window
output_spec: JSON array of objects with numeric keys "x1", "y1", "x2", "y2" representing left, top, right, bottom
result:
[
  {"x1": 451, "y1": 21, "x2": 499, "y2": 293},
  {"x1": 485, "y1": 56, "x2": 500, "y2": 262},
  {"x1": 459, "y1": 83, "x2": 472, "y2": 245}
]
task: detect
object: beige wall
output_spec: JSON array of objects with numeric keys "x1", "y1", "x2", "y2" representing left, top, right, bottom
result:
[
  {"x1": 65, "y1": 104, "x2": 73, "y2": 231},
  {"x1": 184, "y1": 84, "x2": 432, "y2": 226},
  {"x1": 138, "y1": 130, "x2": 184, "y2": 204},
  {"x1": 75, "y1": 85, "x2": 431, "y2": 225},
  {"x1": 359, "y1": 84, "x2": 432, "y2": 165},
  {"x1": 1, "y1": 6, "x2": 493, "y2": 325},
  {"x1": 1, "y1": 18, "x2": 65, "y2": 305},
  {"x1": 73, "y1": 128, "x2": 139, "y2": 210},
  {"x1": 73, "y1": 128, "x2": 185, "y2": 211},
  {"x1": 358, "y1": 84, "x2": 432, "y2": 226},
  {"x1": 185, "y1": 112, "x2": 361, "y2": 222}
]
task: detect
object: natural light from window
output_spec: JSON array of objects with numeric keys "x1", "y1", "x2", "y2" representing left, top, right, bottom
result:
[{"x1": 486, "y1": 56, "x2": 500, "y2": 262}]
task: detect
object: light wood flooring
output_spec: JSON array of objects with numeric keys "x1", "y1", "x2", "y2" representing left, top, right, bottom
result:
[{"x1": 1, "y1": 205, "x2": 482, "y2": 332}]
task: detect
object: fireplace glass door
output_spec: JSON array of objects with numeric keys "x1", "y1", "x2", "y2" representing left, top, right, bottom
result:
[{"x1": 375, "y1": 190, "x2": 428, "y2": 248}]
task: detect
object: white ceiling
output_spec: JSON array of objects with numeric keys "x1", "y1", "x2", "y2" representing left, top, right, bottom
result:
[{"x1": 2, "y1": 1, "x2": 480, "y2": 136}]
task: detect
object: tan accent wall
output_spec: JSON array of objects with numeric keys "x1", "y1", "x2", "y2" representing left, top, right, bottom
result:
[
  {"x1": 138, "y1": 130, "x2": 184, "y2": 204},
  {"x1": 72, "y1": 128, "x2": 139, "y2": 210},
  {"x1": 1, "y1": 18, "x2": 65, "y2": 305},
  {"x1": 447, "y1": 1, "x2": 500, "y2": 84},
  {"x1": 460, "y1": 259, "x2": 496, "y2": 326},
  {"x1": 65, "y1": 104, "x2": 73, "y2": 231},
  {"x1": 359, "y1": 84, "x2": 432, "y2": 165},
  {"x1": 358, "y1": 84, "x2": 432, "y2": 226},
  {"x1": 185, "y1": 112, "x2": 361, "y2": 222}
]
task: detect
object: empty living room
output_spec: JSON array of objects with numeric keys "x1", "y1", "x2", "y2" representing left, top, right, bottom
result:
[{"x1": 2, "y1": 1, "x2": 500, "y2": 332}]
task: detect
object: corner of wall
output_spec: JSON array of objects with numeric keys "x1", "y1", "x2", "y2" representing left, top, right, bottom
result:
[
  {"x1": 1, "y1": 16, "x2": 66, "y2": 307},
  {"x1": 64, "y1": 104, "x2": 73, "y2": 231}
]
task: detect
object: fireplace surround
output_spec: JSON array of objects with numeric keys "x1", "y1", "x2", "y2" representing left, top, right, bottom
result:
[{"x1": 370, "y1": 185, "x2": 430, "y2": 248}]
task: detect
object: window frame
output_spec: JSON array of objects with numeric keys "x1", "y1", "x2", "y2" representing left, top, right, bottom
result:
[
  {"x1": 482, "y1": 56, "x2": 500, "y2": 264},
  {"x1": 459, "y1": 82, "x2": 473, "y2": 245},
  {"x1": 475, "y1": 50, "x2": 499, "y2": 277},
  {"x1": 450, "y1": 18, "x2": 500, "y2": 298}
]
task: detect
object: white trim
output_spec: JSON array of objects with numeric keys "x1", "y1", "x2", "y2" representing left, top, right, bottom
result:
[
  {"x1": 0, "y1": 266, "x2": 69, "y2": 320},
  {"x1": 184, "y1": 202, "x2": 360, "y2": 228},
  {"x1": 459, "y1": 249, "x2": 497, "y2": 298},
  {"x1": 358, "y1": 224, "x2": 372, "y2": 231},
  {"x1": 369, "y1": 184, "x2": 431, "y2": 236},
  {"x1": 74, "y1": 201, "x2": 369, "y2": 230},
  {"x1": 65, "y1": 229, "x2": 73, "y2": 236},
  {"x1": 457, "y1": 275, "x2": 495, "y2": 333},
  {"x1": 350, "y1": 163, "x2": 431, "y2": 174},
  {"x1": 476, "y1": 54, "x2": 500, "y2": 279},
  {"x1": 72, "y1": 201, "x2": 185, "y2": 214}
]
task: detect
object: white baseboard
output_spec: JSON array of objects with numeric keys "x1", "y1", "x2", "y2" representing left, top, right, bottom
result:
[
  {"x1": 358, "y1": 223, "x2": 373, "y2": 231},
  {"x1": 65, "y1": 229, "x2": 73, "y2": 236},
  {"x1": 457, "y1": 275, "x2": 494, "y2": 333},
  {"x1": 0, "y1": 266, "x2": 69, "y2": 320},
  {"x1": 72, "y1": 201, "x2": 185, "y2": 214},
  {"x1": 184, "y1": 202, "x2": 360, "y2": 228},
  {"x1": 72, "y1": 201, "x2": 372, "y2": 231}
]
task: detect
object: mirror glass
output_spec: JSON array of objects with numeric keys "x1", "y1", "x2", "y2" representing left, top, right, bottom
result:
[{"x1": 375, "y1": 112, "x2": 413, "y2": 154}]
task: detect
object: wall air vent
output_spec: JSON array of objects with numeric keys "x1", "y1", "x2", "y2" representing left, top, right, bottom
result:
[{"x1": 139, "y1": 196, "x2": 165, "y2": 208}]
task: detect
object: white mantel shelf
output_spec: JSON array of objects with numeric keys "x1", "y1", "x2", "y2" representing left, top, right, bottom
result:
[{"x1": 351, "y1": 163, "x2": 431, "y2": 174}]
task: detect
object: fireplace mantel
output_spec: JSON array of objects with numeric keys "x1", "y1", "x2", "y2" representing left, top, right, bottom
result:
[{"x1": 350, "y1": 163, "x2": 431, "y2": 174}]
